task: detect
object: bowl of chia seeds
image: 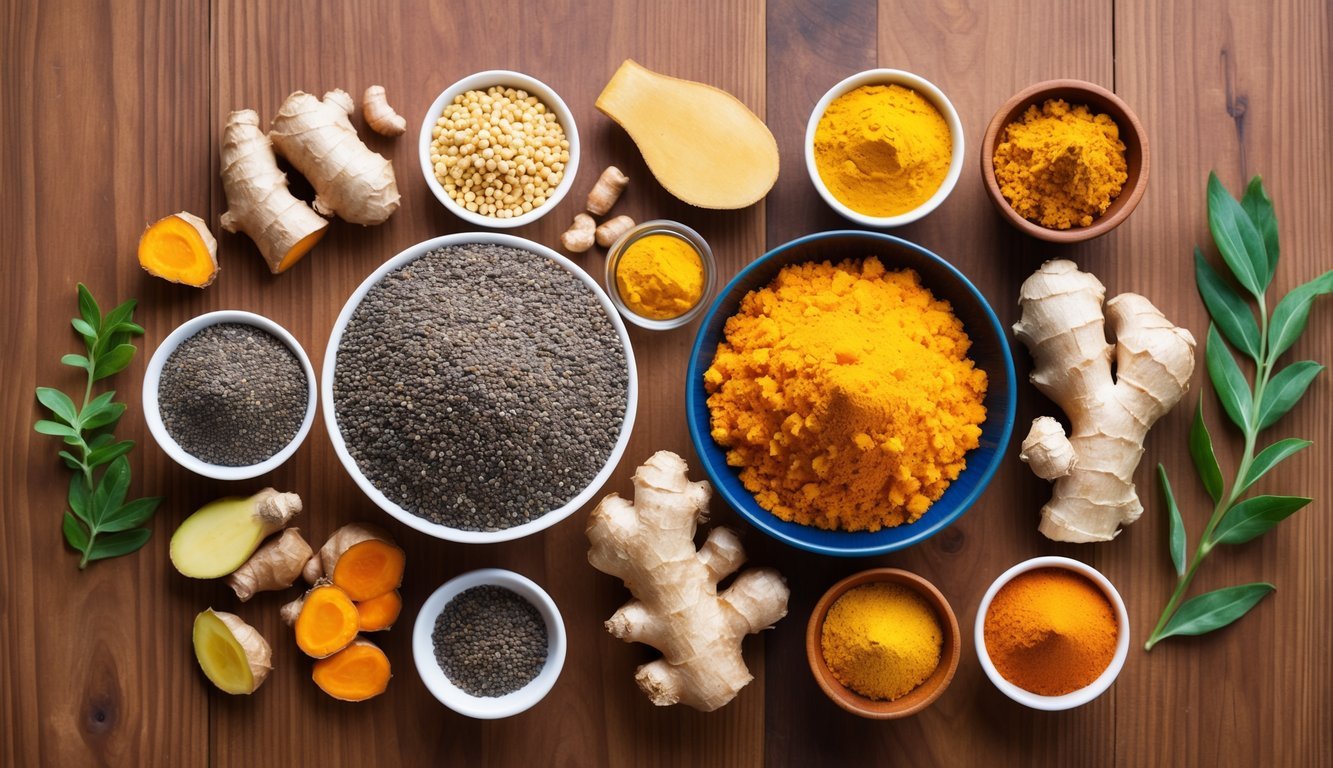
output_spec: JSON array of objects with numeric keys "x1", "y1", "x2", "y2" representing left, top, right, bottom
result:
[
  {"x1": 143, "y1": 310, "x2": 317, "y2": 480},
  {"x1": 413, "y1": 568, "x2": 567, "y2": 719},
  {"x1": 324, "y1": 233, "x2": 637, "y2": 543}
]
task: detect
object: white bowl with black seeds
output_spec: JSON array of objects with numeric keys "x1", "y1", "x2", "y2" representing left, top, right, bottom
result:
[
  {"x1": 143, "y1": 310, "x2": 318, "y2": 481},
  {"x1": 413, "y1": 568, "x2": 567, "y2": 719},
  {"x1": 323, "y1": 233, "x2": 638, "y2": 544}
]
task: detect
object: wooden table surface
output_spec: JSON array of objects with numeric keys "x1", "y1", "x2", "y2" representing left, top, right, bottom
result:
[{"x1": 3, "y1": 1, "x2": 1330, "y2": 765}]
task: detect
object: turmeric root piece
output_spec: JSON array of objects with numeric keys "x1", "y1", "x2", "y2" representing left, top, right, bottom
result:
[
  {"x1": 169, "y1": 489, "x2": 302, "y2": 579},
  {"x1": 220, "y1": 109, "x2": 329, "y2": 274},
  {"x1": 227, "y1": 528, "x2": 313, "y2": 601},
  {"x1": 561, "y1": 213, "x2": 596, "y2": 253},
  {"x1": 362, "y1": 85, "x2": 406, "y2": 137},
  {"x1": 193, "y1": 609, "x2": 272, "y2": 695},
  {"x1": 356, "y1": 590, "x2": 402, "y2": 632},
  {"x1": 138, "y1": 212, "x2": 218, "y2": 287},
  {"x1": 595, "y1": 215, "x2": 635, "y2": 248},
  {"x1": 587, "y1": 451, "x2": 790, "y2": 711},
  {"x1": 1013, "y1": 260, "x2": 1196, "y2": 542},
  {"x1": 292, "y1": 582, "x2": 360, "y2": 658},
  {"x1": 304, "y1": 522, "x2": 405, "y2": 601},
  {"x1": 586, "y1": 166, "x2": 629, "y2": 216},
  {"x1": 269, "y1": 89, "x2": 400, "y2": 225},
  {"x1": 312, "y1": 638, "x2": 391, "y2": 701}
]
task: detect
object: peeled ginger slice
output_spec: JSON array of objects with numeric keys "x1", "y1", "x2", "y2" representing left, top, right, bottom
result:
[{"x1": 193, "y1": 609, "x2": 272, "y2": 695}]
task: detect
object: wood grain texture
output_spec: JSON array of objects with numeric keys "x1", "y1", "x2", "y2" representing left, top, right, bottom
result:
[{"x1": 2, "y1": 0, "x2": 1329, "y2": 765}]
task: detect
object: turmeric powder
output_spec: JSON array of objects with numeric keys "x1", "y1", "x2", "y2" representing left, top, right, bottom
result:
[
  {"x1": 993, "y1": 99, "x2": 1128, "y2": 229},
  {"x1": 983, "y1": 568, "x2": 1118, "y2": 696},
  {"x1": 703, "y1": 257, "x2": 987, "y2": 531},
  {"x1": 820, "y1": 583, "x2": 942, "y2": 701},
  {"x1": 813, "y1": 85, "x2": 952, "y2": 217},
  {"x1": 615, "y1": 233, "x2": 705, "y2": 319}
]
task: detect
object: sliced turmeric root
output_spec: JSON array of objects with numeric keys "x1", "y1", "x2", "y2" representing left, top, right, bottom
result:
[
  {"x1": 312, "y1": 638, "x2": 391, "y2": 701},
  {"x1": 293, "y1": 583, "x2": 359, "y2": 658},
  {"x1": 356, "y1": 589, "x2": 402, "y2": 632},
  {"x1": 138, "y1": 212, "x2": 219, "y2": 287},
  {"x1": 193, "y1": 609, "x2": 272, "y2": 695},
  {"x1": 332, "y1": 539, "x2": 406, "y2": 601}
]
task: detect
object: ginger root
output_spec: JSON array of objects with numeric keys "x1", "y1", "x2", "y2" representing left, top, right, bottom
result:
[
  {"x1": 561, "y1": 213, "x2": 596, "y2": 253},
  {"x1": 193, "y1": 609, "x2": 272, "y2": 695},
  {"x1": 269, "y1": 89, "x2": 400, "y2": 226},
  {"x1": 220, "y1": 109, "x2": 329, "y2": 274},
  {"x1": 302, "y1": 522, "x2": 404, "y2": 601},
  {"x1": 586, "y1": 166, "x2": 629, "y2": 216},
  {"x1": 595, "y1": 214, "x2": 635, "y2": 248},
  {"x1": 227, "y1": 528, "x2": 313, "y2": 601},
  {"x1": 587, "y1": 451, "x2": 790, "y2": 711},
  {"x1": 288, "y1": 582, "x2": 360, "y2": 658},
  {"x1": 170, "y1": 489, "x2": 302, "y2": 579},
  {"x1": 361, "y1": 85, "x2": 406, "y2": 137},
  {"x1": 1013, "y1": 260, "x2": 1196, "y2": 542},
  {"x1": 312, "y1": 638, "x2": 391, "y2": 701},
  {"x1": 138, "y1": 212, "x2": 218, "y2": 287}
]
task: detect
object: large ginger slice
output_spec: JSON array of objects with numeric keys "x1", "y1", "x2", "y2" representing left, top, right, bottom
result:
[
  {"x1": 1013, "y1": 260, "x2": 1196, "y2": 542},
  {"x1": 587, "y1": 451, "x2": 789, "y2": 711}
]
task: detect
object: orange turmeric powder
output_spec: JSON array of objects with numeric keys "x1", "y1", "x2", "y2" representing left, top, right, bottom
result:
[{"x1": 703, "y1": 257, "x2": 987, "y2": 531}]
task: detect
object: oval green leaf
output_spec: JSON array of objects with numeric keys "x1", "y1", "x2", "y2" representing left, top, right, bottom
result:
[
  {"x1": 1213, "y1": 495, "x2": 1311, "y2": 545},
  {"x1": 1156, "y1": 583, "x2": 1275, "y2": 640},
  {"x1": 1195, "y1": 249, "x2": 1260, "y2": 362},
  {"x1": 1241, "y1": 438, "x2": 1312, "y2": 494},
  {"x1": 1187, "y1": 401, "x2": 1224, "y2": 504},
  {"x1": 1257, "y1": 361, "x2": 1323, "y2": 430},
  {"x1": 1158, "y1": 464, "x2": 1187, "y2": 577},
  {"x1": 34, "y1": 420, "x2": 78, "y2": 438},
  {"x1": 62, "y1": 511, "x2": 91, "y2": 553},
  {"x1": 92, "y1": 343, "x2": 137, "y2": 382},
  {"x1": 85, "y1": 528, "x2": 152, "y2": 562},
  {"x1": 36, "y1": 387, "x2": 78, "y2": 426},
  {"x1": 90, "y1": 455, "x2": 132, "y2": 519},
  {"x1": 1268, "y1": 270, "x2": 1333, "y2": 363},
  {"x1": 68, "y1": 476, "x2": 92, "y2": 523},
  {"x1": 1205, "y1": 324, "x2": 1254, "y2": 433},
  {"x1": 1207, "y1": 173, "x2": 1268, "y2": 297},
  {"x1": 60, "y1": 353, "x2": 90, "y2": 370},
  {"x1": 87, "y1": 439, "x2": 135, "y2": 469},
  {"x1": 77, "y1": 284, "x2": 101, "y2": 332},
  {"x1": 98, "y1": 497, "x2": 161, "y2": 533},
  {"x1": 1240, "y1": 176, "x2": 1279, "y2": 285}
]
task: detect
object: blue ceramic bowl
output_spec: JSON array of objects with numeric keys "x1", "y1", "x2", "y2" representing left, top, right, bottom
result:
[{"x1": 685, "y1": 231, "x2": 1016, "y2": 557}]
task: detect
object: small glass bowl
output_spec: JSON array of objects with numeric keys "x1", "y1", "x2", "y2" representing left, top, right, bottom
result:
[{"x1": 604, "y1": 220, "x2": 716, "y2": 331}]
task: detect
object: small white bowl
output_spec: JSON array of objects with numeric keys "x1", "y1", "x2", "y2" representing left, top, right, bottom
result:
[
  {"x1": 143, "y1": 310, "x2": 318, "y2": 481},
  {"x1": 413, "y1": 568, "x2": 567, "y2": 719},
  {"x1": 804, "y1": 69, "x2": 965, "y2": 227},
  {"x1": 974, "y1": 556, "x2": 1130, "y2": 710},
  {"x1": 322, "y1": 232, "x2": 638, "y2": 544},
  {"x1": 419, "y1": 70, "x2": 580, "y2": 229}
]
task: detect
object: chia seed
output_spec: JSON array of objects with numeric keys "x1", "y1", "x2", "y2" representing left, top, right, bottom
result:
[
  {"x1": 432, "y1": 585, "x2": 548, "y2": 697},
  {"x1": 332, "y1": 243, "x2": 629, "y2": 531},
  {"x1": 158, "y1": 323, "x2": 308, "y2": 466}
]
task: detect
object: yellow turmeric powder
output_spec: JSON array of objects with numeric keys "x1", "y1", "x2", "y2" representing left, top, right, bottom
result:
[
  {"x1": 813, "y1": 85, "x2": 952, "y2": 217},
  {"x1": 703, "y1": 257, "x2": 987, "y2": 531},
  {"x1": 615, "y1": 233, "x2": 705, "y2": 319},
  {"x1": 820, "y1": 583, "x2": 942, "y2": 701},
  {"x1": 993, "y1": 99, "x2": 1128, "y2": 229}
]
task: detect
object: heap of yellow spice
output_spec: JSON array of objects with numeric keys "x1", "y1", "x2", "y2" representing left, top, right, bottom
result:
[
  {"x1": 703, "y1": 257, "x2": 987, "y2": 532},
  {"x1": 821, "y1": 582, "x2": 942, "y2": 701}
]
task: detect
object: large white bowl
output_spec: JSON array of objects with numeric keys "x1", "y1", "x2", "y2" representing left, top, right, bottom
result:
[
  {"x1": 143, "y1": 310, "x2": 318, "y2": 481},
  {"x1": 413, "y1": 568, "x2": 567, "y2": 719},
  {"x1": 419, "y1": 70, "x2": 580, "y2": 229},
  {"x1": 322, "y1": 233, "x2": 638, "y2": 543}
]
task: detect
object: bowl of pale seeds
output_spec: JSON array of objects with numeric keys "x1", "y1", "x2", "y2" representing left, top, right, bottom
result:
[{"x1": 324, "y1": 233, "x2": 637, "y2": 543}]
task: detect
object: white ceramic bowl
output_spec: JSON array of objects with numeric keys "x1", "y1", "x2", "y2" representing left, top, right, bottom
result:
[
  {"x1": 804, "y1": 69, "x2": 965, "y2": 227},
  {"x1": 413, "y1": 568, "x2": 567, "y2": 719},
  {"x1": 322, "y1": 232, "x2": 638, "y2": 544},
  {"x1": 974, "y1": 556, "x2": 1130, "y2": 710},
  {"x1": 419, "y1": 70, "x2": 580, "y2": 229},
  {"x1": 143, "y1": 310, "x2": 318, "y2": 481}
]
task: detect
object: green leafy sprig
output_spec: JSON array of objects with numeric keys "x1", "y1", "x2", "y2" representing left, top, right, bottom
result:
[
  {"x1": 1145, "y1": 174, "x2": 1331, "y2": 650},
  {"x1": 34, "y1": 284, "x2": 162, "y2": 568}
]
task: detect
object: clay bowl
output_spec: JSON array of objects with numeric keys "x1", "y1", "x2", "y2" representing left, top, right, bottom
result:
[
  {"x1": 981, "y1": 79, "x2": 1148, "y2": 243},
  {"x1": 806, "y1": 568, "x2": 961, "y2": 719}
]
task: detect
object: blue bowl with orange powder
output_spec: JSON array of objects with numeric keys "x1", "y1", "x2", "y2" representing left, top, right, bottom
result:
[{"x1": 685, "y1": 231, "x2": 1016, "y2": 557}]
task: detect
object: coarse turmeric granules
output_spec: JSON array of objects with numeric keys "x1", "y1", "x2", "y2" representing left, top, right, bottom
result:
[{"x1": 703, "y1": 257, "x2": 987, "y2": 532}]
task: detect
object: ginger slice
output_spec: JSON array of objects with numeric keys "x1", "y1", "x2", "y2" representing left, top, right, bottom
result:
[
  {"x1": 303, "y1": 522, "x2": 405, "y2": 601},
  {"x1": 138, "y1": 212, "x2": 218, "y2": 287},
  {"x1": 312, "y1": 638, "x2": 391, "y2": 701},
  {"x1": 169, "y1": 489, "x2": 302, "y2": 579},
  {"x1": 355, "y1": 590, "x2": 402, "y2": 632},
  {"x1": 193, "y1": 609, "x2": 272, "y2": 695},
  {"x1": 291, "y1": 582, "x2": 360, "y2": 658}
]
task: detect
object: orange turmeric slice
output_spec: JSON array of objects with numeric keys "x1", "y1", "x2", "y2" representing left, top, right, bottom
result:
[
  {"x1": 312, "y1": 638, "x2": 391, "y2": 701},
  {"x1": 293, "y1": 583, "x2": 359, "y2": 658},
  {"x1": 331, "y1": 539, "x2": 405, "y2": 601},
  {"x1": 355, "y1": 590, "x2": 402, "y2": 632},
  {"x1": 138, "y1": 212, "x2": 219, "y2": 287}
]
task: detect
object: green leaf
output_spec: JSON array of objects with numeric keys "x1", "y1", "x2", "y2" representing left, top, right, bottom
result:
[
  {"x1": 1205, "y1": 324, "x2": 1254, "y2": 433},
  {"x1": 62, "y1": 511, "x2": 91, "y2": 553},
  {"x1": 1156, "y1": 583, "x2": 1275, "y2": 640},
  {"x1": 92, "y1": 343, "x2": 137, "y2": 382},
  {"x1": 34, "y1": 419, "x2": 79, "y2": 438},
  {"x1": 84, "y1": 528, "x2": 152, "y2": 562},
  {"x1": 104, "y1": 321, "x2": 145, "y2": 337},
  {"x1": 89, "y1": 456, "x2": 132, "y2": 521},
  {"x1": 103, "y1": 298, "x2": 137, "y2": 330},
  {"x1": 1194, "y1": 249, "x2": 1261, "y2": 362},
  {"x1": 61, "y1": 353, "x2": 90, "y2": 370},
  {"x1": 1213, "y1": 495, "x2": 1311, "y2": 545},
  {"x1": 77, "y1": 284, "x2": 101, "y2": 333},
  {"x1": 1241, "y1": 438, "x2": 1313, "y2": 494},
  {"x1": 87, "y1": 439, "x2": 134, "y2": 469},
  {"x1": 35, "y1": 387, "x2": 79, "y2": 426},
  {"x1": 97, "y1": 497, "x2": 161, "y2": 533},
  {"x1": 1240, "y1": 176, "x2": 1279, "y2": 286},
  {"x1": 1207, "y1": 172, "x2": 1270, "y2": 298},
  {"x1": 1268, "y1": 270, "x2": 1333, "y2": 363},
  {"x1": 68, "y1": 475, "x2": 92, "y2": 524},
  {"x1": 1187, "y1": 401, "x2": 1224, "y2": 504},
  {"x1": 1257, "y1": 361, "x2": 1323, "y2": 430},
  {"x1": 57, "y1": 450, "x2": 82, "y2": 470},
  {"x1": 71, "y1": 317, "x2": 98, "y2": 343},
  {"x1": 80, "y1": 401, "x2": 125, "y2": 431},
  {"x1": 1158, "y1": 464, "x2": 1187, "y2": 577}
]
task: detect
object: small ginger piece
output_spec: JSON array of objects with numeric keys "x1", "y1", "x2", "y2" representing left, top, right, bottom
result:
[
  {"x1": 312, "y1": 638, "x2": 391, "y2": 701},
  {"x1": 193, "y1": 609, "x2": 272, "y2": 695},
  {"x1": 138, "y1": 212, "x2": 218, "y2": 287},
  {"x1": 1013, "y1": 260, "x2": 1196, "y2": 542},
  {"x1": 356, "y1": 590, "x2": 402, "y2": 632},
  {"x1": 303, "y1": 522, "x2": 404, "y2": 601},
  {"x1": 587, "y1": 451, "x2": 790, "y2": 711},
  {"x1": 269, "y1": 89, "x2": 400, "y2": 225},
  {"x1": 361, "y1": 85, "x2": 406, "y2": 137},
  {"x1": 227, "y1": 528, "x2": 313, "y2": 601},
  {"x1": 170, "y1": 489, "x2": 302, "y2": 579},
  {"x1": 291, "y1": 582, "x2": 360, "y2": 658},
  {"x1": 561, "y1": 213, "x2": 596, "y2": 253},
  {"x1": 586, "y1": 166, "x2": 629, "y2": 215},
  {"x1": 595, "y1": 215, "x2": 635, "y2": 248},
  {"x1": 220, "y1": 110, "x2": 329, "y2": 274}
]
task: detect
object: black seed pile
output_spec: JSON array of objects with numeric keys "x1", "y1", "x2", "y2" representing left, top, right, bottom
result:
[
  {"x1": 158, "y1": 323, "x2": 307, "y2": 466},
  {"x1": 433, "y1": 585, "x2": 549, "y2": 697},
  {"x1": 332, "y1": 243, "x2": 629, "y2": 531}
]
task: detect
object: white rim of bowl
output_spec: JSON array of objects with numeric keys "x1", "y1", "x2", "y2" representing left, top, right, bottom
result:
[
  {"x1": 804, "y1": 68, "x2": 965, "y2": 228},
  {"x1": 412, "y1": 568, "x2": 567, "y2": 719},
  {"x1": 603, "y1": 220, "x2": 717, "y2": 331},
  {"x1": 973, "y1": 555, "x2": 1131, "y2": 710},
  {"x1": 419, "y1": 70, "x2": 581, "y2": 229},
  {"x1": 142, "y1": 310, "x2": 318, "y2": 481},
  {"x1": 321, "y1": 232, "x2": 639, "y2": 544}
]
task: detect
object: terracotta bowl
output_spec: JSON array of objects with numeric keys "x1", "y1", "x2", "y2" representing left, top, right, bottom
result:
[
  {"x1": 805, "y1": 568, "x2": 961, "y2": 719},
  {"x1": 981, "y1": 79, "x2": 1149, "y2": 243}
]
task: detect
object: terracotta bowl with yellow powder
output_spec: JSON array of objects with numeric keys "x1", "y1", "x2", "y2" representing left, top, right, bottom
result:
[{"x1": 686, "y1": 230, "x2": 1016, "y2": 557}]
